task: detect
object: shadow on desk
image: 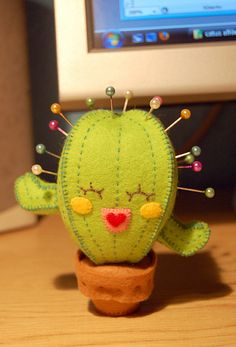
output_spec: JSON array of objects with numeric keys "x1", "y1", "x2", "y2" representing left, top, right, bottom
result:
[
  {"x1": 138, "y1": 251, "x2": 232, "y2": 316},
  {"x1": 54, "y1": 251, "x2": 232, "y2": 317}
]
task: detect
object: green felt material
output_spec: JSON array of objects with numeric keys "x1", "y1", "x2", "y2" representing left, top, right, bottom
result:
[
  {"x1": 156, "y1": 216, "x2": 210, "y2": 256},
  {"x1": 15, "y1": 173, "x2": 58, "y2": 215},
  {"x1": 57, "y1": 109, "x2": 177, "y2": 264}
]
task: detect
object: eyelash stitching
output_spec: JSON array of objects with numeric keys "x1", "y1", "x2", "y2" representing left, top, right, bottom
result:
[
  {"x1": 126, "y1": 184, "x2": 155, "y2": 202},
  {"x1": 80, "y1": 182, "x2": 104, "y2": 200}
]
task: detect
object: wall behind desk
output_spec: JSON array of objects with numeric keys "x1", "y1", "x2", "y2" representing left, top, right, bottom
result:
[{"x1": 0, "y1": 0, "x2": 37, "y2": 231}]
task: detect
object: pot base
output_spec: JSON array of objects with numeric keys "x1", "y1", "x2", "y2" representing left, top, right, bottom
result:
[
  {"x1": 92, "y1": 299, "x2": 140, "y2": 316},
  {"x1": 75, "y1": 250, "x2": 157, "y2": 316}
]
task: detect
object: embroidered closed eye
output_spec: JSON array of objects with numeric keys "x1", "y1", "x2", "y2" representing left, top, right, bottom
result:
[
  {"x1": 80, "y1": 182, "x2": 104, "y2": 199},
  {"x1": 126, "y1": 184, "x2": 155, "y2": 202}
]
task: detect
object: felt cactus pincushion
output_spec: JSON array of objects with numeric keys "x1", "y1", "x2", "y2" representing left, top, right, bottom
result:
[{"x1": 15, "y1": 90, "x2": 214, "y2": 315}]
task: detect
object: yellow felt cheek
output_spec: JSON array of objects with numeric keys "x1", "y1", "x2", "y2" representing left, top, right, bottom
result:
[
  {"x1": 70, "y1": 197, "x2": 93, "y2": 215},
  {"x1": 140, "y1": 202, "x2": 162, "y2": 219}
]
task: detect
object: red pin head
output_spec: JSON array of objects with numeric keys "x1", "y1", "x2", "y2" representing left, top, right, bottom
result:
[
  {"x1": 49, "y1": 120, "x2": 59, "y2": 131},
  {"x1": 192, "y1": 161, "x2": 202, "y2": 172}
]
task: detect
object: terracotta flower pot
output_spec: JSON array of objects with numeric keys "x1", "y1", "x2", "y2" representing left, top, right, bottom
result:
[{"x1": 75, "y1": 249, "x2": 157, "y2": 316}]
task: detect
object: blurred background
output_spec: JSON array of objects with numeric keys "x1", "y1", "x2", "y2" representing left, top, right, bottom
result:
[{"x1": 1, "y1": 0, "x2": 236, "y2": 231}]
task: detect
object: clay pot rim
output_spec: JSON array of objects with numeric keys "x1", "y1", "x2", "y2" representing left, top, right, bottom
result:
[{"x1": 77, "y1": 249, "x2": 157, "y2": 278}]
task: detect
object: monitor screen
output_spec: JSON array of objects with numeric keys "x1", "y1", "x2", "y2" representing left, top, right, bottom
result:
[
  {"x1": 86, "y1": 0, "x2": 236, "y2": 50},
  {"x1": 54, "y1": 0, "x2": 236, "y2": 104}
]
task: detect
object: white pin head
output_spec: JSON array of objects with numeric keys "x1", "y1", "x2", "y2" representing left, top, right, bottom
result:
[
  {"x1": 123, "y1": 90, "x2": 133, "y2": 112},
  {"x1": 146, "y1": 95, "x2": 162, "y2": 119},
  {"x1": 31, "y1": 164, "x2": 42, "y2": 175},
  {"x1": 31, "y1": 164, "x2": 57, "y2": 176},
  {"x1": 150, "y1": 96, "x2": 162, "y2": 110}
]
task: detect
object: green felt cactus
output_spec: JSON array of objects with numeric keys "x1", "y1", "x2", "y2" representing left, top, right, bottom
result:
[{"x1": 15, "y1": 101, "x2": 213, "y2": 265}]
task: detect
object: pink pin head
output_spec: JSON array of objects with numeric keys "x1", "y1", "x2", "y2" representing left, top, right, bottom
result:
[
  {"x1": 192, "y1": 161, "x2": 202, "y2": 172},
  {"x1": 49, "y1": 120, "x2": 59, "y2": 131},
  {"x1": 153, "y1": 96, "x2": 163, "y2": 105}
]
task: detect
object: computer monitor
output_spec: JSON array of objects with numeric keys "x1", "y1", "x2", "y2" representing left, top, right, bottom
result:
[{"x1": 54, "y1": 0, "x2": 236, "y2": 108}]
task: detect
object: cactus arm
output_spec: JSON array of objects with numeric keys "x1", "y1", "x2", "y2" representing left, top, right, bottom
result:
[
  {"x1": 15, "y1": 173, "x2": 58, "y2": 215},
  {"x1": 156, "y1": 216, "x2": 210, "y2": 256}
]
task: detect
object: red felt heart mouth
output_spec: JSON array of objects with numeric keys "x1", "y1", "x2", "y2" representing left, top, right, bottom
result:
[{"x1": 106, "y1": 213, "x2": 127, "y2": 227}]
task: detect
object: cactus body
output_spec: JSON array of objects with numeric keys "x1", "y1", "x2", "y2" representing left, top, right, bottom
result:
[{"x1": 57, "y1": 109, "x2": 177, "y2": 264}]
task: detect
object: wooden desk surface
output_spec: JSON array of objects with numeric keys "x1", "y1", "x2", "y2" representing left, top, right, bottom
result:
[{"x1": 0, "y1": 192, "x2": 236, "y2": 347}]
